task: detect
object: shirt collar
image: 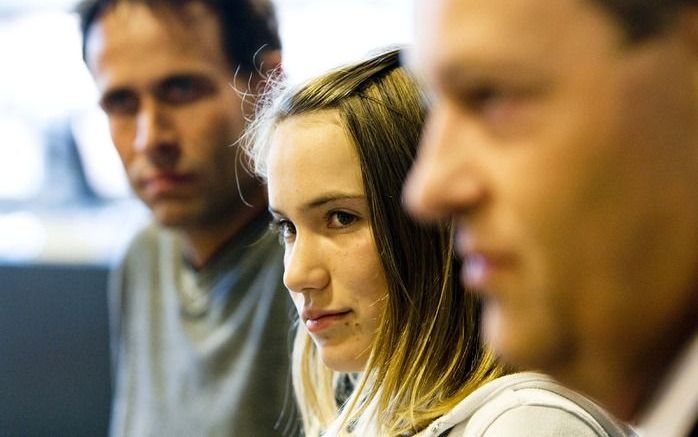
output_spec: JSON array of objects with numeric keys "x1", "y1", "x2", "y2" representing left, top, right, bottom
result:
[{"x1": 636, "y1": 330, "x2": 698, "y2": 437}]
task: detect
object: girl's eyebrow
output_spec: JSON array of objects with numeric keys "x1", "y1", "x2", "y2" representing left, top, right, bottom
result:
[
  {"x1": 304, "y1": 193, "x2": 365, "y2": 210},
  {"x1": 269, "y1": 192, "x2": 365, "y2": 216}
]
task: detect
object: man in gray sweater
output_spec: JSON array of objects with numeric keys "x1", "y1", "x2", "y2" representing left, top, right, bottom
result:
[{"x1": 79, "y1": 1, "x2": 294, "y2": 435}]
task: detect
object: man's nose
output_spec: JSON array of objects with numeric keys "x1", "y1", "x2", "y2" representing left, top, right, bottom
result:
[
  {"x1": 133, "y1": 99, "x2": 179, "y2": 164},
  {"x1": 403, "y1": 105, "x2": 486, "y2": 222}
]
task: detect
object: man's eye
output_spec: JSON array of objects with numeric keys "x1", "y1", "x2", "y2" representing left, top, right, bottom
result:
[
  {"x1": 328, "y1": 211, "x2": 358, "y2": 228},
  {"x1": 158, "y1": 77, "x2": 213, "y2": 105},
  {"x1": 100, "y1": 91, "x2": 139, "y2": 115}
]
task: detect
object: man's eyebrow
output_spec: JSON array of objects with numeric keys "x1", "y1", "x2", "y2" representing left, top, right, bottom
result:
[
  {"x1": 269, "y1": 193, "x2": 365, "y2": 216},
  {"x1": 100, "y1": 86, "x2": 133, "y2": 101},
  {"x1": 101, "y1": 72, "x2": 209, "y2": 95},
  {"x1": 158, "y1": 72, "x2": 211, "y2": 86}
]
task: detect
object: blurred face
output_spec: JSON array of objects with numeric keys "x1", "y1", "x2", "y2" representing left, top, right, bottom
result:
[
  {"x1": 86, "y1": 2, "x2": 253, "y2": 229},
  {"x1": 266, "y1": 111, "x2": 388, "y2": 372},
  {"x1": 405, "y1": 0, "x2": 698, "y2": 398}
]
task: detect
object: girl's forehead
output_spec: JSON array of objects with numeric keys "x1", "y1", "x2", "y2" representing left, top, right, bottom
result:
[{"x1": 266, "y1": 112, "x2": 365, "y2": 212}]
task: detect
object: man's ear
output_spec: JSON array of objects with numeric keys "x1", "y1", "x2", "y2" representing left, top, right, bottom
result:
[
  {"x1": 260, "y1": 49, "x2": 282, "y2": 75},
  {"x1": 238, "y1": 49, "x2": 282, "y2": 118},
  {"x1": 680, "y1": 6, "x2": 698, "y2": 55},
  {"x1": 251, "y1": 49, "x2": 283, "y2": 93}
]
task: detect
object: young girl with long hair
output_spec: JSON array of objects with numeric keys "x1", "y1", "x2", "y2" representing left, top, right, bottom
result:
[{"x1": 245, "y1": 48, "x2": 631, "y2": 437}]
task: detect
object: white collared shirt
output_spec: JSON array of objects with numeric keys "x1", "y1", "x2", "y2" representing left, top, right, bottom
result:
[{"x1": 636, "y1": 331, "x2": 698, "y2": 437}]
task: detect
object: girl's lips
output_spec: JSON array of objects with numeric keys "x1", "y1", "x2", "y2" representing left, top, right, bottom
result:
[{"x1": 304, "y1": 310, "x2": 352, "y2": 333}]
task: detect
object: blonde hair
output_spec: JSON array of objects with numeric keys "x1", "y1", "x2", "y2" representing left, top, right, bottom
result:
[{"x1": 244, "y1": 48, "x2": 505, "y2": 436}]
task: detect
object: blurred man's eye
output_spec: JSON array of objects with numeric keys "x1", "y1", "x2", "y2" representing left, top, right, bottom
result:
[
  {"x1": 157, "y1": 76, "x2": 215, "y2": 105},
  {"x1": 100, "y1": 90, "x2": 139, "y2": 116},
  {"x1": 452, "y1": 80, "x2": 546, "y2": 138},
  {"x1": 460, "y1": 84, "x2": 511, "y2": 114}
]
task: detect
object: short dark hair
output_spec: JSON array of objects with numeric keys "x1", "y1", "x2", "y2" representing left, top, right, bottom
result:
[
  {"x1": 592, "y1": 0, "x2": 697, "y2": 41},
  {"x1": 77, "y1": 0, "x2": 281, "y2": 73}
]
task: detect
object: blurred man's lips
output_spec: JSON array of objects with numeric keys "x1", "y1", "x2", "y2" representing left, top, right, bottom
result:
[
  {"x1": 462, "y1": 253, "x2": 491, "y2": 290},
  {"x1": 455, "y1": 231, "x2": 514, "y2": 291},
  {"x1": 460, "y1": 249, "x2": 517, "y2": 291}
]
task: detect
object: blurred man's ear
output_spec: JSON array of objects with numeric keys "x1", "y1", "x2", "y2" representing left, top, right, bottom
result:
[{"x1": 680, "y1": 7, "x2": 698, "y2": 104}]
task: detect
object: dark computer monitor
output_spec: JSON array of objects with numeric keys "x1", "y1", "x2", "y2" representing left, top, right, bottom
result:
[{"x1": 0, "y1": 263, "x2": 111, "y2": 437}]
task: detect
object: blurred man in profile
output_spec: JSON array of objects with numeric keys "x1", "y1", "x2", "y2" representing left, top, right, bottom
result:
[
  {"x1": 79, "y1": 0, "x2": 294, "y2": 435},
  {"x1": 404, "y1": 0, "x2": 698, "y2": 435}
]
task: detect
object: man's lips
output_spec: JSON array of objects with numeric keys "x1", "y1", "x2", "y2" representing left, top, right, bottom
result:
[
  {"x1": 302, "y1": 309, "x2": 352, "y2": 333},
  {"x1": 139, "y1": 173, "x2": 195, "y2": 196}
]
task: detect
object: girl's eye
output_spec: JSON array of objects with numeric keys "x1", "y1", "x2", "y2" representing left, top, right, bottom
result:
[
  {"x1": 270, "y1": 219, "x2": 296, "y2": 245},
  {"x1": 328, "y1": 211, "x2": 358, "y2": 228}
]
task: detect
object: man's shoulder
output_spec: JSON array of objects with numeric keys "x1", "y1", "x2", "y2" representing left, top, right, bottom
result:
[
  {"x1": 214, "y1": 218, "x2": 284, "y2": 272},
  {"x1": 126, "y1": 221, "x2": 166, "y2": 249},
  {"x1": 111, "y1": 222, "x2": 182, "y2": 280},
  {"x1": 121, "y1": 222, "x2": 178, "y2": 258},
  {"x1": 242, "y1": 227, "x2": 284, "y2": 262}
]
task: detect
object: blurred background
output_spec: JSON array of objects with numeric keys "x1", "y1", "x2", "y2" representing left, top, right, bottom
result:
[{"x1": 0, "y1": 0, "x2": 412, "y2": 435}]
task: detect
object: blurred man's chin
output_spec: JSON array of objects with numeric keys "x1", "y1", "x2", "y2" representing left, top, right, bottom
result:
[
  {"x1": 483, "y1": 302, "x2": 561, "y2": 373},
  {"x1": 482, "y1": 301, "x2": 510, "y2": 362}
]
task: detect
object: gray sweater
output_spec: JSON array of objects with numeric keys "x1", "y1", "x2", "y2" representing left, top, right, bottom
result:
[{"x1": 108, "y1": 217, "x2": 296, "y2": 437}]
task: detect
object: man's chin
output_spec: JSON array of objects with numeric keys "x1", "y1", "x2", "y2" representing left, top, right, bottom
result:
[{"x1": 149, "y1": 205, "x2": 199, "y2": 229}]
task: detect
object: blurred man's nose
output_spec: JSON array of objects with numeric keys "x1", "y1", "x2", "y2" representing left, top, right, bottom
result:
[{"x1": 403, "y1": 106, "x2": 486, "y2": 222}]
